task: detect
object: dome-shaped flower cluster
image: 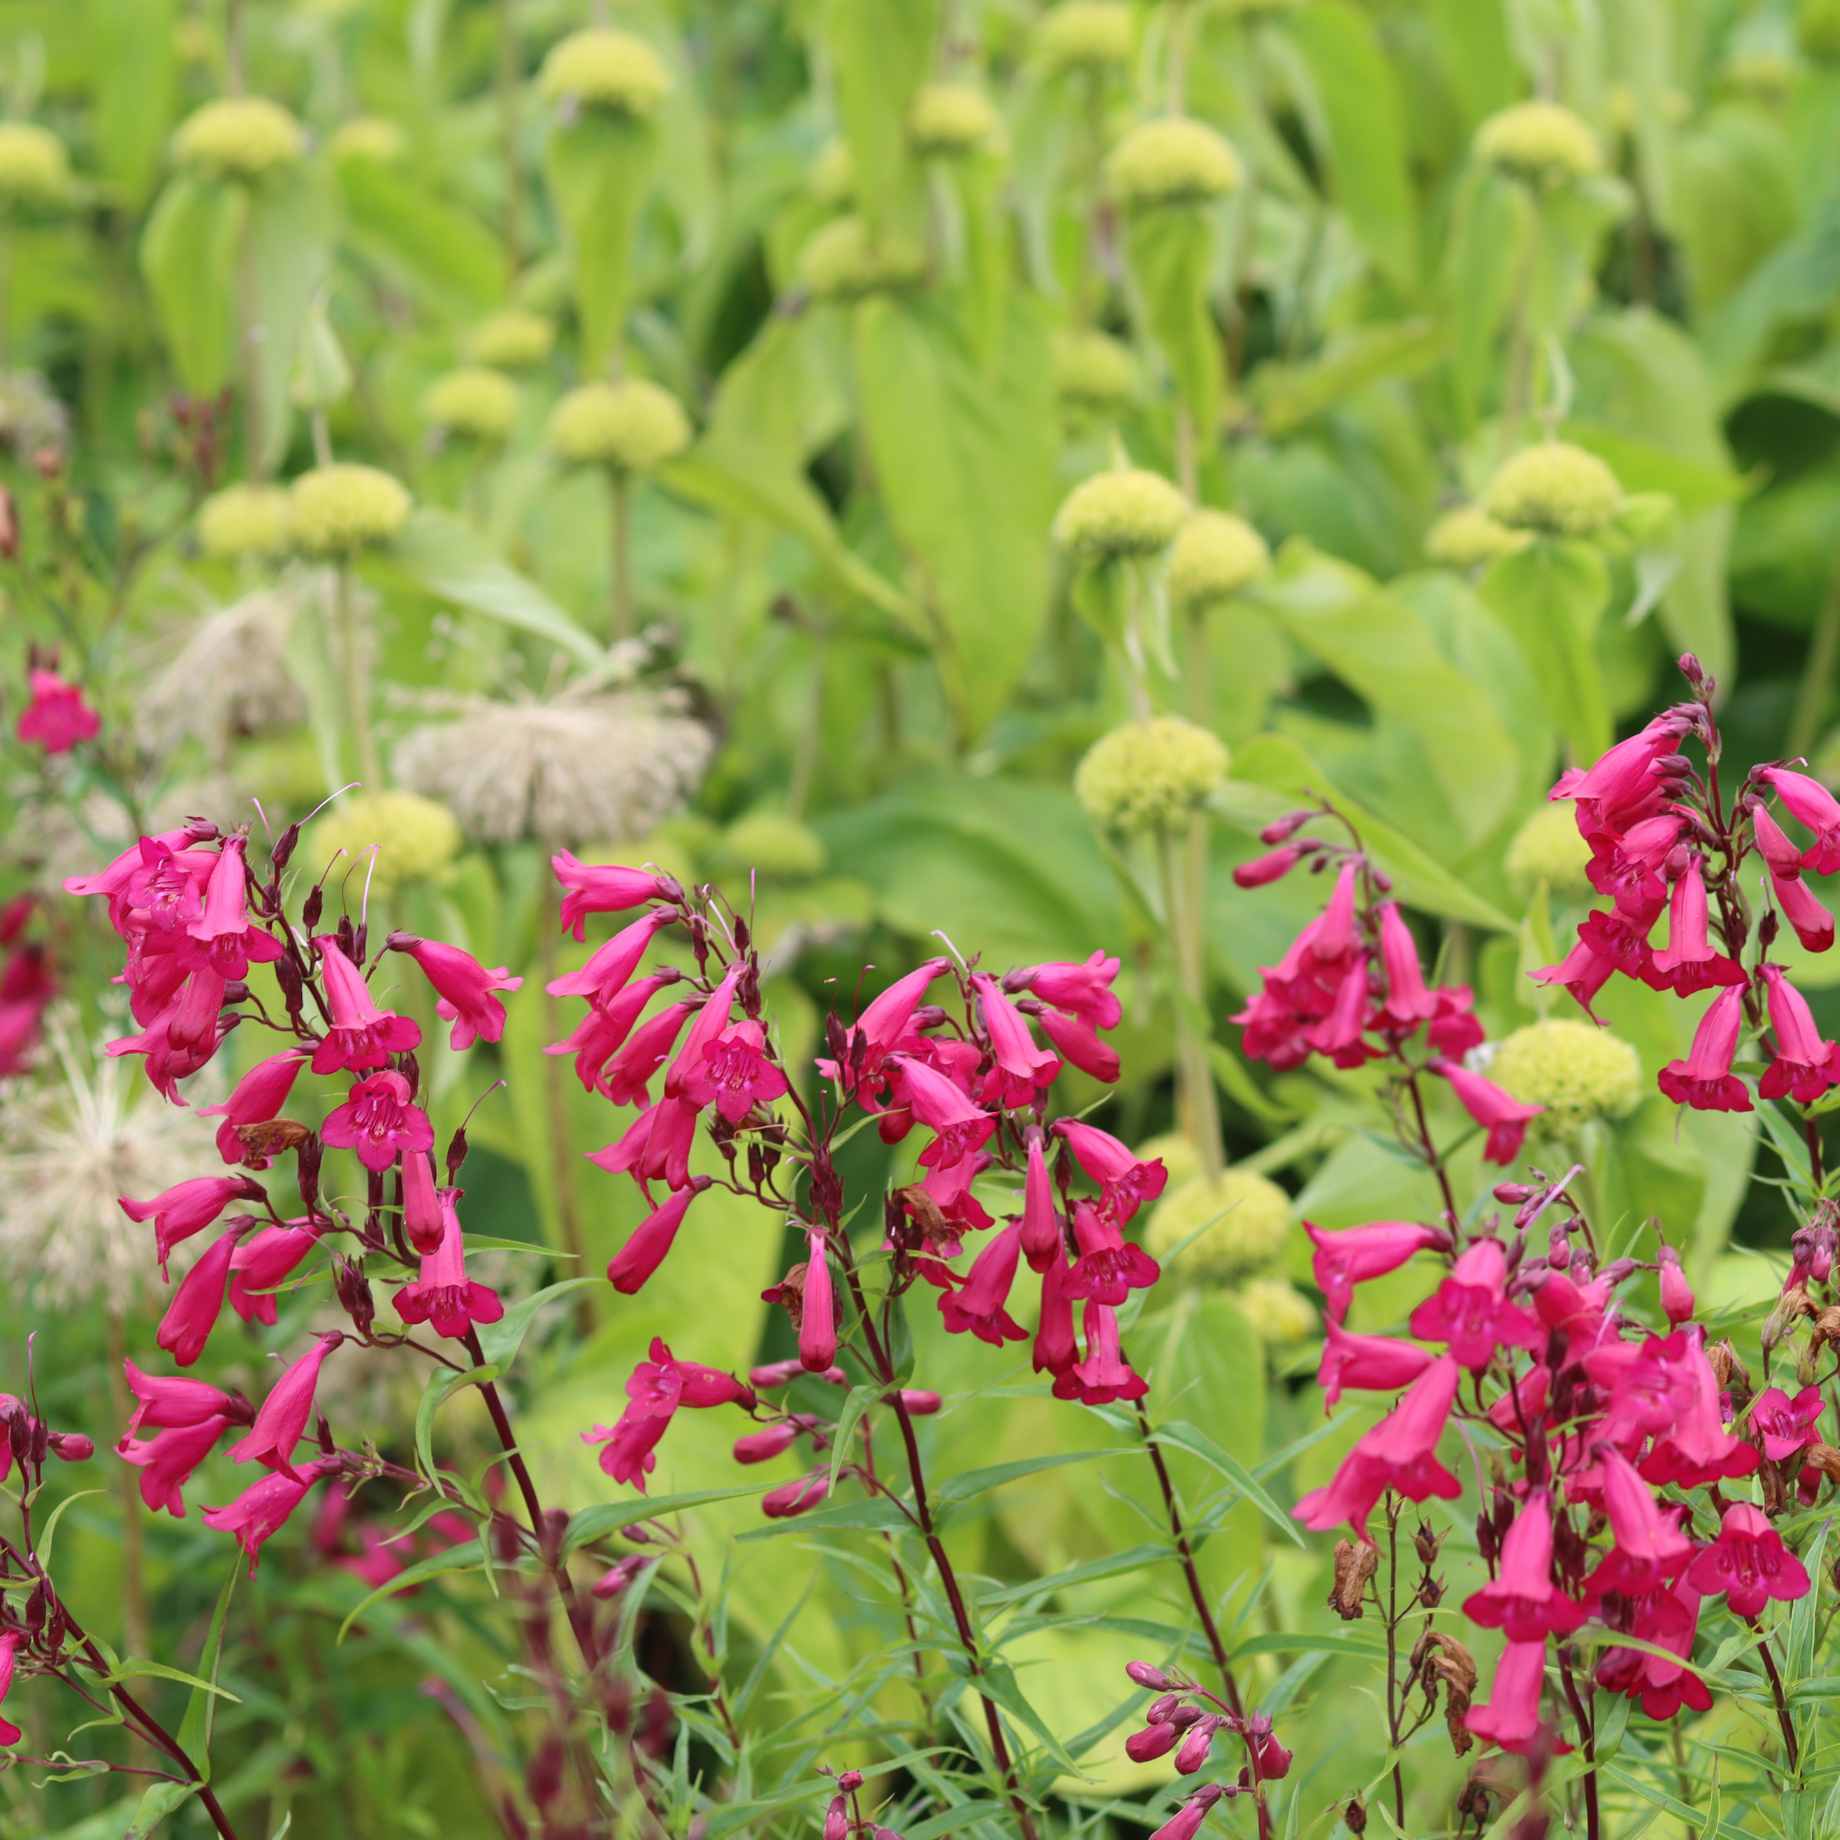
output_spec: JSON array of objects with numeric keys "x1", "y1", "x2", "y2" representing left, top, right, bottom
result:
[{"x1": 1075, "y1": 717, "x2": 1229, "y2": 834}]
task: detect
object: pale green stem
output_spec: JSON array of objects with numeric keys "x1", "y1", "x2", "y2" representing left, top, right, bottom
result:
[
  {"x1": 1157, "y1": 825, "x2": 1224, "y2": 1183},
  {"x1": 497, "y1": 0, "x2": 522, "y2": 284},
  {"x1": 609, "y1": 468, "x2": 633, "y2": 637},
  {"x1": 1788, "y1": 567, "x2": 1840, "y2": 761},
  {"x1": 333, "y1": 561, "x2": 381, "y2": 787}
]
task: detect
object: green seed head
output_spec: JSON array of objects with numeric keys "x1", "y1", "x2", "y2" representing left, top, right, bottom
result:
[
  {"x1": 539, "y1": 28, "x2": 672, "y2": 118},
  {"x1": 799, "y1": 214, "x2": 928, "y2": 302},
  {"x1": 288, "y1": 463, "x2": 413, "y2": 555},
  {"x1": 0, "y1": 123, "x2": 70, "y2": 205},
  {"x1": 1475, "y1": 101, "x2": 1602, "y2": 183},
  {"x1": 467, "y1": 311, "x2": 556, "y2": 370},
  {"x1": 197, "y1": 484, "x2": 294, "y2": 560},
  {"x1": 1491, "y1": 1018, "x2": 1642, "y2": 1131},
  {"x1": 1168, "y1": 510, "x2": 1270, "y2": 611},
  {"x1": 1505, "y1": 804, "x2": 1593, "y2": 897},
  {"x1": 809, "y1": 138, "x2": 856, "y2": 205},
  {"x1": 1075, "y1": 716, "x2": 1229, "y2": 834},
  {"x1": 1424, "y1": 504, "x2": 1532, "y2": 568},
  {"x1": 547, "y1": 379, "x2": 692, "y2": 472},
  {"x1": 311, "y1": 791, "x2": 462, "y2": 895},
  {"x1": 423, "y1": 367, "x2": 521, "y2": 442},
  {"x1": 1034, "y1": 2, "x2": 1134, "y2": 73},
  {"x1": 1143, "y1": 1168, "x2": 1292, "y2": 1280}
]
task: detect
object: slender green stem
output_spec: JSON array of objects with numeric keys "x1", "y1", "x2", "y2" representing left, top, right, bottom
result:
[
  {"x1": 333, "y1": 562, "x2": 381, "y2": 787},
  {"x1": 609, "y1": 469, "x2": 633, "y2": 637},
  {"x1": 1788, "y1": 566, "x2": 1840, "y2": 761},
  {"x1": 1157, "y1": 827, "x2": 1223, "y2": 1182},
  {"x1": 497, "y1": 0, "x2": 523, "y2": 283}
]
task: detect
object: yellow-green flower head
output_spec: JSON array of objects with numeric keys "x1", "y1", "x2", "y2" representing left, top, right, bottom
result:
[
  {"x1": 1800, "y1": 0, "x2": 1840, "y2": 58},
  {"x1": 810, "y1": 138, "x2": 855, "y2": 206},
  {"x1": 423, "y1": 366, "x2": 520, "y2": 441},
  {"x1": 547, "y1": 379, "x2": 692, "y2": 472},
  {"x1": 1052, "y1": 329, "x2": 1138, "y2": 412},
  {"x1": 1424, "y1": 504, "x2": 1531, "y2": 568},
  {"x1": 288, "y1": 463, "x2": 413, "y2": 554},
  {"x1": 0, "y1": 123, "x2": 70, "y2": 205},
  {"x1": 173, "y1": 97, "x2": 306, "y2": 179},
  {"x1": 1505, "y1": 803, "x2": 1593, "y2": 897},
  {"x1": 719, "y1": 811, "x2": 828, "y2": 880},
  {"x1": 1054, "y1": 467, "x2": 1188, "y2": 560},
  {"x1": 539, "y1": 28, "x2": 672, "y2": 118},
  {"x1": 1724, "y1": 50, "x2": 1797, "y2": 102},
  {"x1": 1144, "y1": 1168, "x2": 1292, "y2": 1280},
  {"x1": 909, "y1": 83, "x2": 1000, "y2": 157},
  {"x1": 197, "y1": 483, "x2": 294, "y2": 560},
  {"x1": 1483, "y1": 441, "x2": 1623, "y2": 538},
  {"x1": 1491, "y1": 1018, "x2": 1642, "y2": 1131},
  {"x1": 1169, "y1": 510, "x2": 1270, "y2": 611},
  {"x1": 1034, "y1": 2, "x2": 1134, "y2": 73},
  {"x1": 1075, "y1": 716, "x2": 1229, "y2": 833},
  {"x1": 1236, "y1": 1276, "x2": 1317, "y2": 1344},
  {"x1": 467, "y1": 310, "x2": 555, "y2": 370},
  {"x1": 798, "y1": 214, "x2": 928, "y2": 302},
  {"x1": 1474, "y1": 101, "x2": 1602, "y2": 184},
  {"x1": 1108, "y1": 116, "x2": 1242, "y2": 207},
  {"x1": 330, "y1": 116, "x2": 406, "y2": 164},
  {"x1": 311, "y1": 791, "x2": 461, "y2": 896}
]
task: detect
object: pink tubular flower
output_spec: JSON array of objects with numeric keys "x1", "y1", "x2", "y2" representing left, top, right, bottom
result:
[
  {"x1": 1686, "y1": 1503, "x2": 1811, "y2": 1618},
  {"x1": 800, "y1": 1231, "x2": 837, "y2": 1372},
  {"x1": 1772, "y1": 864, "x2": 1835, "y2": 953},
  {"x1": 1430, "y1": 1060, "x2": 1542, "y2": 1166},
  {"x1": 228, "y1": 1222, "x2": 321, "y2": 1326},
  {"x1": 1064, "y1": 1201, "x2": 1159, "y2": 1305},
  {"x1": 1306, "y1": 1220, "x2": 1442, "y2": 1325},
  {"x1": 1376, "y1": 903, "x2": 1439, "y2": 1028},
  {"x1": 1595, "y1": 1582, "x2": 1711, "y2": 1719},
  {"x1": 1637, "y1": 1335, "x2": 1760, "y2": 1489},
  {"x1": 606, "y1": 1178, "x2": 710, "y2": 1294},
  {"x1": 762, "y1": 1472, "x2": 832, "y2": 1519},
  {"x1": 1530, "y1": 937, "x2": 1616, "y2": 1024},
  {"x1": 1763, "y1": 766, "x2": 1840, "y2": 874},
  {"x1": 16, "y1": 667, "x2": 99, "y2": 754},
  {"x1": 401, "y1": 1150, "x2": 444, "y2": 1255},
  {"x1": 1053, "y1": 1302, "x2": 1148, "y2": 1406},
  {"x1": 1003, "y1": 951, "x2": 1122, "y2": 1029},
  {"x1": 320, "y1": 1069, "x2": 434, "y2": 1173},
  {"x1": 682, "y1": 1019, "x2": 789, "y2": 1124},
  {"x1": 1409, "y1": 1238, "x2": 1542, "y2": 1370},
  {"x1": 1559, "y1": 714, "x2": 1687, "y2": 808},
  {"x1": 119, "y1": 1175, "x2": 263, "y2": 1280},
  {"x1": 889, "y1": 1054, "x2": 995, "y2": 1163},
  {"x1": 1750, "y1": 1385, "x2": 1823, "y2": 1462},
  {"x1": 229, "y1": 1334, "x2": 341, "y2": 1473},
  {"x1": 1758, "y1": 964, "x2": 1840, "y2": 1103},
  {"x1": 733, "y1": 1422, "x2": 800, "y2": 1465},
  {"x1": 387, "y1": 934, "x2": 522, "y2": 1051},
  {"x1": 1656, "y1": 985, "x2": 1752, "y2": 1112},
  {"x1": 122, "y1": 1360, "x2": 239, "y2": 1435},
  {"x1": 661, "y1": 963, "x2": 742, "y2": 1096},
  {"x1": 185, "y1": 838, "x2": 282, "y2": 980},
  {"x1": 118, "y1": 1415, "x2": 232, "y2": 1517},
  {"x1": 551, "y1": 852, "x2": 675, "y2": 940},
  {"x1": 1232, "y1": 846, "x2": 1301, "y2": 889},
  {"x1": 598, "y1": 1001, "x2": 697, "y2": 1106},
  {"x1": 972, "y1": 974, "x2": 1060, "y2": 1106},
  {"x1": 1051, "y1": 1119, "x2": 1167, "y2": 1226},
  {"x1": 1032, "y1": 1003, "x2": 1119, "y2": 1083},
  {"x1": 1316, "y1": 1323, "x2": 1434, "y2": 1413},
  {"x1": 1585, "y1": 1449, "x2": 1693, "y2": 1597},
  {"x1": 1657, "y1": 1246, "x2": 1695, "y2": 1326},
  {"x1": 1294, "y1": 1356, "x2": 1462, "y2": 1540},
  {"x1": 822, "y1": 956, "x2": 952, "y2": 1097},
  {"x1": 156, "y1": 1223, "x2": 248, "y2": 1366},
  {"x1": 549, "y1": 971, "x2": 680, "y2": 1092},
  {"x1": 1752, "y1": 802, "x2": 1805, "y2": 878},
  {"x1": 1464, "y1": 1642, "x2": 1558, "y2": 1757},
  {"x1": 1148, "y1": 1790, "x2": 1225, "y2": 1840},
  {"x1": 545, "y1": 907, "x2": 675, "y2": 1002},
  {"x1": 583, "y1": 1338, "x2": 754, "y2": 1491},
  {"x1": 309, "y1": 937, "x2": 420, "y2": 1074},
  {"x1": 587, "y1": 1094, "x2": 698, "y2": 1193},
  {"x1": 393, "y1": 1190, "x2": 504, "y2": 1340},
  {"x1": 198, "y1": 1048, "x2": 309, "y2": 1167},
  {"x1": 1019, "y1": 1132, "x2": 1063, "y2": 1272},
  {"x1": 939, "y1": 1221, "x2": 1028, "y2": 1346},
  {"x1": 1646, "y1": 858, "x2": 1746, "y2": 995},
  {"x1": 1463, "y1": 1494, "x2": 1584, "y2": 1641},
  {"x1": 0, "y1": 1629, "x2": 21, "y2": 1747},
  {"x1": 1305, "y1": 960, "x2": 1378, "y2": 1068},
  {"x1": 202, "y1": 1458, "x2": 341, "y2": 1572},
  {"x1": 1033, "y1": 1252, "x2": 1077, "y2": 1377}
]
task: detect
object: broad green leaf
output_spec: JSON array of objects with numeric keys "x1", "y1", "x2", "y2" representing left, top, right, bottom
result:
[
  {"x1": 1479, "y1": 540, "x2": 1611, "y2": 763},
  {"x1": 545, "y1": 111, "x2": 656, "y2": 372},
  {"x1": 1250, "y1": 320, "x2": 1444, "y2": 435},
  {"x1": 819, "y1": 0, "x2": 938, "y2": 229},
  {"x1": 140, "y1": 175, "x2": 247, "y2": 396},
  {"x1": 244, "y1": 167, "x2": 334, "y2": 476},
  {"x1": 89, "y1": 0, "x2": 176, "y2": 207},
  {"x1": 335, "y1": 157, "x2": 504, "y2": 315}
]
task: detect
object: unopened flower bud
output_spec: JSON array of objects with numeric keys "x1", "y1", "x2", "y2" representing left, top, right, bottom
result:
[
  {"x1": 1126, "y1": 1660, "x2": 1176, "y2": 1690},
  {"x1": 49, "y1": 1432, "x2": 93, "y2": 1462},
  {"x1": 1345, "y1": 1798, "x2": 1367, "y2": 1835},
  {"x1": 1126, "y1": 1722, "x2": 1181, "y2": 1762},
  {"x1": 1146, "y1": 1691, "x2": 1182, "y2": 1723},
  {"x1": 824, "y1": 1794, "x2": 850, "y2": 1840},
  {"x1": 1233, "y1": 846, "x2": 1300, "y2": 888},
  {"x1": 1169, "y1": 510, "x2": 1269, "y2": 611},
  {"x1": 549, "y1": 379, "x2": 691, "y2": 472},
  {"x1": 1425, "y1": 504, "x2": 1529, "y2": 568},
  {"x1": 1258, "y1": 812, "x2": 1313, "y2": 845},
  {"x1": 1174, "y1": 1716, "x2": 1219, "y2": 1773},
  {"x1": 836, "y1": 1770, "x2": 864, "y2": 1793},
  {"x1": 1053, "y1": 329, "x2": 1138, "y2": 413},
  {"x1": 898, "y1": 1389, "x2": 942, "y2": 1415},
  {"x1": 334, "y1": 1255, "x2": 374, "y2": 1336}
]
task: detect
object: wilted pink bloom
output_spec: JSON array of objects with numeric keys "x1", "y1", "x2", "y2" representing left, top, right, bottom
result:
[
  {"x1": 228, "y1": 1222, "x2": 321, "y2": 1326},
  {"x1": 229, "y1": 1334, "x2": 341, "y2": 1473},
  {"x1": 733, "y1": 1422, "x2": 800, "y2": 1464},
  {"x1": 1053, "y1": 1301, "x2": 1148, "y2": 1406},
  {"x1": 940, "y1": 1221, "x2": 1028, "y2": 1346},
  {"x1": 1646, "y1": 858, "x2": 1746, "y2": 995},
  {"x1": 1686, "y1": 1502, "x2": 1810, "y2": 1618},
  {"x1": 1751, "y1": 1385, "x2": 1823, "y2": 1462},
  {"x1": 1306, "y1": 1220, "x2": 1441, "y2": 1324},
  {"x1": 1032, "y1": 1004, "x2": 1119, "y2": 1083},
  {"x1": 16, "y1": 667, "x2": 99, "y2": 754},
  {"x1": 1464, "y1": 1493, "x2": 1584, "y2": 1641},
  {"x1": 682, "y1": 1019, "x2": 789, "y2": 1124},
  {"x1": 1316, "y1": 1323, "x2": 1434, "y2": 1413},
  {"x1": 1658, "y1": 1246, "x2": 1694, "y2": 1326},
  {"x1": 587, "y1": 1094, "x2": 698, "y2": 1193},
  {"x1": 800, "y1": 1231, "x2": 837, "y2": 1372},
  {"x1": 1064, "y1": 1201, "x2": 1159, "y2": 1306},
  {"x1": 1294, "y1": 1356, "x2": 1462, "y2": 1540},
  {"x1": 119, "y1": 1175, "x2": 263, "y2": 1280},
  {"x1": 310, "y1": 937, "x2": 420, "y2": 1074},
  {"x1": 1657, "y1": 986, "x2": 1752, "y2": 1113},
  {"x1": 546, "y1": 907, "x2": 675, "y2": 1003},
  {"x1": 123, "y1": 1360, "x2": 240, "y2": 1435},
  {"x1": 762, "y1": 1472, "x2": 832, "y2": 1519},
  {"x1": 1409, "y1": 1238, "x2": 1541, "y2": 1370},
  {"x1": 552, "y1": 853, "x2": 675, "y2": 940},
  {"x1": 1375, "y1": 903, "x2": 1438, "y2": 1028},
  {"x1": 199, "y1": 1048, "x2": 309, "y2": 1167},
  {"x1": 118, "y1": 1414, "x2": 232, "y2": 1517},
  {"x1": 1430, "y1": 1060, "x2": 1541, "y2": 1166},
  {"x1": 320, "y1": 1069, "x2": 433, "y2": 1173},
  {"x1": 393, "y1": 1190, "x2": 504, "y2": 1340},
  {"x1": 156, "y1": 1223, "x2": 248, "y2": 1366},
  {"x1": 387, "y1": 934, "x2": 522, "y2": 1051},
  {"x1": 1585, "y1": 1449, "x2": 1693, "y2": 1597},
  {"x1": 203, "y1": 1458, "x2": 341, "y2": 1571},
  {"x1": 1052, "y1": 1119, "x2": 1167, "y2": 1226},
  {"x1": 607, "y1": 1179, "x2": 709, "y2": 1294},
  {"x1": 1762, "y1": 766, "x2": 1840, "y2": 874},
  {"x1": 1465, "y1": 1642, "x2": 1558, "y2": 1757},
  {"x1": 1757, "y1": 964, "x2": 1840, "y2": 1103},
  {"x1": 1004, "y1": 951, "x2": 1121, "y2": 1029}
]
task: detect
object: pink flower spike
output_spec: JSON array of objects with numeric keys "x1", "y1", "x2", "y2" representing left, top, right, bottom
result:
[
  {"x1": 683, "y1": 1019, "x2": 789, "y2": 1125},
  {"x1": 939, "y1": 1221, "x2": 1029, "y2": 1346},
  {"x1": 227, "y1": 1222, "x2": 321, "y2": 1327},
  {"x1": 1305, "y1": 1220, "x2": 1442, "y2": 1325},
  {"x1": 544, "y1": 907, "x2": 673, "y2": 1002},
  {"x1": 1293, "y1": 1356, "x2": 1462, "y2": 1540},
  {"x1": 1430, "y1": 1060, "x2": 1542, "y2": 1166},
  {"x1": 321, "y1": 1069, "x2": 434, "y2": 1173},
  {"x1": 800, "y1": 1231, "x2": 837, "y2": 1372},
  {"x1": 1685, "y1": 1502, "x2": 1811, "y2": 1619},
  {"x1": 1657, "y1": 986, "x2": 1753, "y2": 1113},
  {"x1": 387, "y1": 934, "x2": 522, "y2": 1051},
  {"x1": 1316, "y1": 1323, "x2": 1434, "y2": 1413},
  {"x1": 606, "y1": 1179, "x2": 710, "y2": 1294},
  {"x1": 551, "y1": 852, "x2": 675, "y2": 940},
  {"x1": 1771, "y1": 866, "x2": 1835, "y2": 954},
  {"x1": 16, "y1": 667, "x2": 100, "y2": 754},
  {"x1": 122, "y1": 1360, "x2": 239, "y2": 1436},
  {"x1": 1019, "y1": 1132, "x2": 1064, "y2": 1273},
  {"x1": 118, "y1": 1415, "x2": 231, "y2": 1517},
  {"x1": 229, "y1": 1334, "x2": 342, "y2": 1474},
  {"x1": 119, "y1": 1176, "x2": 264, "y2": 1280},
  {"x1": 1750, "y1": 1385, "x2": 1823, "y2": 1463},
  {"x1": 393, "y1": 1189, "x2": 505, "y2": 1340},
  {"x1": 310, "y1": 937, "x2": 421, "y2": 1073},
  {"x1": 1376, "y1": 903, "x2": 1439, "y2": 1027},
  {"x1": 1462, "y1": 1493, "x2": 1584, "y2": 1641},
  {"x1": 202, "y1": 1458, "x2": 341, "y2": 1572},
  {"x1": 1003, "y1": 952, "x2": 1122, "y2": 1029},
  {"x1": 1465, "y1": 1642, "x2": 1561, "y2": 1758},
  {"x1": 1758, "y1": 964, "x2": 1840, "y2": 1104},
  {"x1": 1763, "y1": 767, "x2": 1840, "y2": 874},
  {"x1": 155, "y1": 1223, "x2": 249, "y2": 1366},
  {"x1": 198, "y1": 1048, "x2": 309, "y2": 1167}
]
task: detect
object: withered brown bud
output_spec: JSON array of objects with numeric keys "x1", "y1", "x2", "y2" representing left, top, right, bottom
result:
[
  {"x1": 1328, "y1": 1538, "x2": 1378, "y2": 1620},
  {"x1": 1343, "y1": 1797, "x2": 1367, "y2": 1835},
  {"x1": 1705, "y1": 1337, "x2": 1750, "y2": 1396},
  {"x1": 1804, "y1": 1442, "x2": 1840, "y2": 1483},
  {"x1": 1413, "y1": 1631, "x2": 1478, "y2": 1757},
  {"x1": 1414, "y1": 1520, "x2": 1440, "y2": 1566},
  {"x1": 1766, "y1": 1285, "x2": 1816, "y2": 1353},
  {"x1": 234, "y1": 1118, "x2": 312, "y2": 1164}
]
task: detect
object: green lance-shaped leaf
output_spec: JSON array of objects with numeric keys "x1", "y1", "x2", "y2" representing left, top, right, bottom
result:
[
  {"x1": 245, "y1": 166, "x2": 334, "y2": 475},
  {"x1": 819, "y1": 0, "x2": 939, "y2": 230},
  {"x1": 545, "y1": 110, "x2": 656, "y2": 375},
  {"x1": 140, "y1": 174, "x2": 248, "y2": 397},
  {"x1": 1121, "y1": 203, "x2": 1222, "y2": 438},
  {"x1": 1480, "y1": 539, "x2": 1613, "y2": 764}
]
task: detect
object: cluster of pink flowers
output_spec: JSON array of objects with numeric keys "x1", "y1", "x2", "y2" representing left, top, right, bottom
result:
[
  {"x1": 550, "y1": 854, "x2": 1169, "y2": 1506},
  {"x1": 14, "y1": 655, "x2": 100, "y2": 757},
  {"x1": 1538, "y1": 656, "x2": 1840, "y2": 1114},
  {"x1": 1121, "y1": 1661, "x2": 1291, "y2": 1840},
  {"x1": 0, "y1": 894, "x2": 54, "y2": 1078}
]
